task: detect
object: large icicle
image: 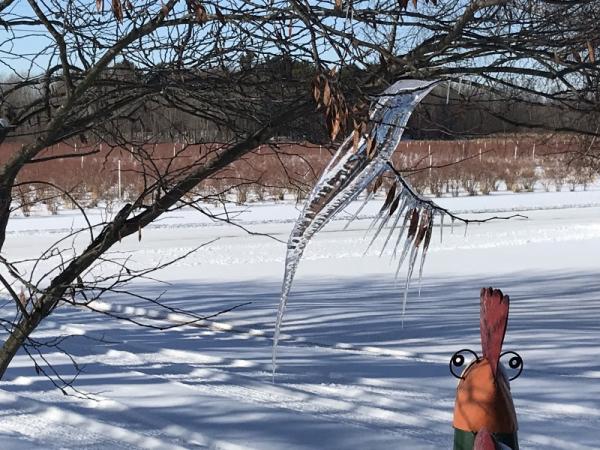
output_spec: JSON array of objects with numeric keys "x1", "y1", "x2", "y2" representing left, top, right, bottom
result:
[{"x1": 273, "y1": 80, "x2": 439, "y2": 375}]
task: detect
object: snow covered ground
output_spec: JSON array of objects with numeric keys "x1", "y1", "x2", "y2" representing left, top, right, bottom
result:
[{"x1": 1, "y1": 188, "x2": 600, "y2": 449}]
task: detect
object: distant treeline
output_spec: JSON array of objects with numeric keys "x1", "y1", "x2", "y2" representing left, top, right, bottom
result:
[{"x1": 2, "y1": 58, "x2": 597, "y2": 145}]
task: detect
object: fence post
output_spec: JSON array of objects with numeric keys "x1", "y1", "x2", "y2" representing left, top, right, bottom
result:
[
  {"x1": 118, "y1": 160, "x2": 122, "y2": 201},
  {"x1": 428, "y1": 144, "x2": 432, "y2": 176}
]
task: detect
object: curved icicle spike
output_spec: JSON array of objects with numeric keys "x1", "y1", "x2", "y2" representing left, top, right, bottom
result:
[
  {"x1": 417, "y1": 211, "x2": 434, "y2": 296},
  {"x1": 343, "y1": 191, "x2": 373, "y2": 230},
  {"x1": 401, "y1": 238, "x2": 421, "y2": 327},
  {"x1": 365, "y1": 187, "x2": 403, "y2": 255},
  {"x1": 363, "y1": 183, "x2": 399, "y2": 242},
  {"x1": 272, "y1": 80, "x2": 439, "y2": 376},
  {"x1": 394, "y1": 207, "x2": 420, "y2": 279},
  {"x1": 392, "y1": 200, "x2": 417, "y2": 260},
  {"x1": 380, "y1": 196, "x2": 408, "y2": 257}
]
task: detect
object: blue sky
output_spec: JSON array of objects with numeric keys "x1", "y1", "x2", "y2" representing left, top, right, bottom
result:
[{"x1": 0, "y1": 1, "x2": 53, "y2": 76}]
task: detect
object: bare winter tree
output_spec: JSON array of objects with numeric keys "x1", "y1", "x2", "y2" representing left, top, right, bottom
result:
[{"x1": 1, "y1": 0, "x2": 599, "y2": 382}]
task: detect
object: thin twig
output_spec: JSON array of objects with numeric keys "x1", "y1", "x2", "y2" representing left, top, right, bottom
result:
[{"x1": 386, "y1": 161, "x2": 527, "y2": 224}]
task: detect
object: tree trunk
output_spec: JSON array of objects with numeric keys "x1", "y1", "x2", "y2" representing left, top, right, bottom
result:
[{"x1": 0, "y1": 311, "x2": 43, "y2": 379}]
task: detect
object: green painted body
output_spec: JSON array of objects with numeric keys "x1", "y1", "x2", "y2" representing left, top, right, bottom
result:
[{"x1": 453, "y1": 428, "x2": 519, "y2": 450}]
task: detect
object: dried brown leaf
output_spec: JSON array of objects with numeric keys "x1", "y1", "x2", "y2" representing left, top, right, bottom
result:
[
  {"x1": 414, "y1": 211, "x2": 430, "y2": 247},
  {"x1": 330, "y1": 116, "x2": 341, "y2": 140},
  {"x1": 312, "y1": 78, "x2": 321, "y2": 105},
  {"x1": 360, "y1": 121, "x2": 367, "y2": 135},
  {"x1": 323, "y1": 80, "x2": 331, "y2": 107},
  {"x1": 197, "y1": 5, "x2": 208, "y2": 23},
  {"x1": 352, "y1": 128, "x2": 360, "y2": 152},
  {"x1": 96, "y1": 0, "x2": 104, "y2": 12},
  {"x1": 388, "y1": 194, "x2": 401, "y2": 216},
  {"x1": 423, "y1": 216, "x2": 433, "y2": 250},
  {"x1": 366, "y1": 135, "x2": 377, "y2": 158},
  {"x1": 112, "y1": 0, "x2": 123, "y2": 22},
  {"x1": 381, "y1": 183, "x2": 397, "y2": 211},
  {"x1": 215, "y1": 6, "x2": 226, "y2": 24},
  {"x1": 371, "y1": 176, "x2": 383, "y2": 194},
  {"x1": 311, "y1": 71, "x2": 349, "y2": 141},
  {"x1": 335, "y1": 0, "x2": 343, "y2": 11},
  {"x1": 407, "y1": 208, "x2": 419, "y2": 239},
  {"x1": 587, "y1": 40, "x2": 596, "y2": 63},
  {"x1": 190, "y1": 1, "x2": 208, "y2": 24}
]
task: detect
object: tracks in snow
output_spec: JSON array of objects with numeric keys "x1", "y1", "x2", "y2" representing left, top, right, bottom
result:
[
  {"x1": 87, "y1": 299, "x2": 445, "y2": 366},
  {"x1": 8, "y1": 200, "x2": 600, "y2": 237},
  {"x1": 86, "y1": 299, "x2": 596, "y2": 381}
]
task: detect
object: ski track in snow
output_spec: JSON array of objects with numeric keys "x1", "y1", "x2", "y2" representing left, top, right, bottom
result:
[{"x1": 7, "y1": 199, "x2": 600, "y2": 238}]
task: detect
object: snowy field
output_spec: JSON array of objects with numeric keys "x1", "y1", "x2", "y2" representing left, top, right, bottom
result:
[{"x1": 1, "y1": 188, "x2": 600, "y2": 449}]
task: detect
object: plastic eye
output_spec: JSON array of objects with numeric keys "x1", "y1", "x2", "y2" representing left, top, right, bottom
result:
[
  {"x1": 449, "y1": 349, "x2": 479, "y2": 379},
  {"x1": 500, "y1": 351, "x2": 524, "y2": 381}
]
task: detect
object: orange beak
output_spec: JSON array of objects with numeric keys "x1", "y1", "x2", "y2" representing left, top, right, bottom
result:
[{"x1": 452, "y1": 357, "x2": 518, "y2": 434}]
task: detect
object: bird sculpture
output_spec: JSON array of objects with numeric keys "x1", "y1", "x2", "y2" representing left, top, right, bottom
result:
[{"x1": 450, "y1": 288, "x2": 523, "y2": 450}]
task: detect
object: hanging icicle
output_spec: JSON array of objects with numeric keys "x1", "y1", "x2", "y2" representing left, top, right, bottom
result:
[{"x1": 273, "y1": 79, "x2": 441, "y2": 375}]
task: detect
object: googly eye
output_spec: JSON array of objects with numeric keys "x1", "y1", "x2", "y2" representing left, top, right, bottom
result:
[
  {"x1": 449, "y1": 349, "x2": 479, "y2": 379},
  {"x1": 500, "y1": 351, "x2": 523, "y2": 381}
]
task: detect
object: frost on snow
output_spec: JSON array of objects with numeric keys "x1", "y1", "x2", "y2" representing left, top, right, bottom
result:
[{"x1": 273, "y1": 79, "x2": 448, "y2": 374}]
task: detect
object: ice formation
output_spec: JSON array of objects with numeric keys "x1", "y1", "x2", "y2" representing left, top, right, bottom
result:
[{"x1": 273, "y1": 80, "x2": 443, "y2": 374}]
